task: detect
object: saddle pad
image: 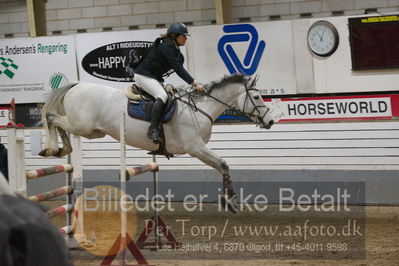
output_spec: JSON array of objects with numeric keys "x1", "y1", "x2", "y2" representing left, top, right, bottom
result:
[{"x1": 127, "y1": 100, "x2": 176, "y2": 123}]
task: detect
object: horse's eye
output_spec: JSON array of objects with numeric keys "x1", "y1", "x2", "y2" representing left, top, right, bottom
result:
[{"x1": 254, "y1": 95, "x2": 260, "y2": 100}]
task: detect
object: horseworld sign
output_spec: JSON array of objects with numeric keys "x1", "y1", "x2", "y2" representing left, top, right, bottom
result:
[{"x1": 266, "y1": 94, "x2": 399, "y2": 122}]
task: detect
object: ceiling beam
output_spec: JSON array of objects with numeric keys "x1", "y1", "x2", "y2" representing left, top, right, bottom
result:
[
  {"x1": 26, "y1": 0, "x2": 46, "y2": 36},
  {"x1": 215, "y1": 0, "x2": 230, "y2": 25}
]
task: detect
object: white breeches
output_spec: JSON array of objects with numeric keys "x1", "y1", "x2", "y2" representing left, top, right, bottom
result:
[{"x1": 134, "y1": 74, "x2": 168, "y2": 103}]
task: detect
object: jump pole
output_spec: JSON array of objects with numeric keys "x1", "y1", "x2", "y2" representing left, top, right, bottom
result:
[
  {"x1": 68, "y1": 134, "x2": 85, "y2": 247},
  {"x1": 6, "y1": 98, "x2": 26, "y2": 196},
  {"x1": 101, "y1": 110, "x2": 154, "y2": 266},
  {"x1": 6, "y1": 125, "x2": 76, "y2": 238},
  {"x1": 151, "y1": 154, "x2": 162, "y2": 248},
  {"x1": 7, "y1": 124, "x2": 27, "y2": 196},
  {"x1": 5, "y1": 99, "x2": 86, "y2": 248},
  {"x1": 28, "y1": 185, "x2": 72, "y2": 202},
  {"x1": 120, "y1": 110, "x2": 128, "y2": 263}
]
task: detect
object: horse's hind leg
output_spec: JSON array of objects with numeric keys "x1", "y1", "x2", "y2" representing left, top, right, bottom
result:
[
  {"x1": 188, "y1": 144, "x2": 238, "y2": 213},
  {"x1": 47, "y1": 112, "x2": 78, "y2": 157},
  {"x1": 40, "y1": 112, "x2": 74, "y2": 158},
  {"x1": 39, "y1": 113, "x2": 62, "y2": 157},
  {"x1": 54, "y1": 128, "x2": 72, "y2": 157}
]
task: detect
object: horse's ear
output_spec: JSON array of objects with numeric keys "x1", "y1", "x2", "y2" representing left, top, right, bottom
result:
[{"x1": 250, "y1": 75, "x2": 259, "y2": 87}]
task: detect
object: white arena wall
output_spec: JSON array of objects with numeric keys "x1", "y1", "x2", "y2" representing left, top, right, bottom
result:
[{"x1": 1, "y1": 122, "x2": 398, "y2": 171}]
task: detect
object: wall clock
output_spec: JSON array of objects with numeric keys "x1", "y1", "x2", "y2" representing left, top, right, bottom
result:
[{"x1": 307, "y1": 20, "x2": 339, "y2": 57}]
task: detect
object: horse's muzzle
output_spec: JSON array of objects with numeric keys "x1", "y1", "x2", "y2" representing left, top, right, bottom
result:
[
  {"x1": 264, "y1": 120, "x2": 274, "y2": 129},
  {"x1": 259, "y1": 119, "x2": 274, "y2": 129}
]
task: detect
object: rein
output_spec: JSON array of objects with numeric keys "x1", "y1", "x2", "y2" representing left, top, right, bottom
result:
[
  {"x1": 173, "y1": 88, "x2": 214, "y2": 124},
  {"x1": 174, "y1": 83, "x2": 269, "y2": 126}
]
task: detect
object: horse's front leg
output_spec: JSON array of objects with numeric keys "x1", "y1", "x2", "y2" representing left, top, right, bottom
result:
[{"x1": 188, "y1": 144, "x2": 238, "y2": 213}]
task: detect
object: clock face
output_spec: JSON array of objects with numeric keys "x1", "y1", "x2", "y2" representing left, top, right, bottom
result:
[{"x1": 307, "y1": 21, "x2": 339, "y2": 57}]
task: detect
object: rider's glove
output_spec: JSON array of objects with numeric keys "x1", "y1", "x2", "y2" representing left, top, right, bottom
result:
[{"x1": 192, "y1": 80, "x2": 205, "y2": 92}]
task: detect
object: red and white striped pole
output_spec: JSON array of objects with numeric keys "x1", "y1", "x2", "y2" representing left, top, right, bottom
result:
[{"x1": 28, "y1": 185, "x2": 72, "y2": 203}]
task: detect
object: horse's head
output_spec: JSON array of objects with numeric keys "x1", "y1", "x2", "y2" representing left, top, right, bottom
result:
[
  {"x1": 205, "y1": 74, "x2": 274, "y2": 128},
  {"x1": 237, "y1": 76, "x2": 274, "y2": 129}
]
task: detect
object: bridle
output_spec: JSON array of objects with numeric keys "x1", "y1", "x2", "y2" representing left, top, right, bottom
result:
[
  {"x1": 174, "y1": 80, "x2": 270, "y2": 127},
  {"x1": 240, "y1": 86, "x2": 270, "y2": 127}
]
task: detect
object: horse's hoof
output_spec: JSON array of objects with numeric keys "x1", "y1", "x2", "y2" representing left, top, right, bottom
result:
[
  {"x1": 221, "y1": 178, "x2": 238, "y2": 213},
  {"x1": 39, "y1": 149, "x2": 52, "y2": 157},
  {"x1": 38, "y1": 149, "x2": 47, "y2": 157},
  {"x1": 53, "y1": 148, "x2": 65, "y2": 158},
  {"x1": 56, "y1": 148, "x2": 73, "y2": 158},
  {"x1": 220, "y1": 194, "x2": 238, "y2": 214},
  {"x1": 40, "y1": 148, "x2": 65, "y2": 157}
]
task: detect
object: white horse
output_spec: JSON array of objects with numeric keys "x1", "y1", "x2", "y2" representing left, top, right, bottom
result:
[{"x1": 39, "y1": 74, "x2": 274, "y2": 212}]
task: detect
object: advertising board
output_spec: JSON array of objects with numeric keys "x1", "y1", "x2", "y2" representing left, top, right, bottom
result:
[
  {"x1": 190, "y1": 22, "x2": 297, "y2": 95},
  {"x1": 0, "y1": 36, "x2": 78, "y2": 104},
  {"x1": 75, "y1": 29, "x2": 189, "y2": 90}
]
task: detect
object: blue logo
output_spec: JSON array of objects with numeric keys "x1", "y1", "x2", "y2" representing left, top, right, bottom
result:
[{"x1": 218, "y1": 24, "x2": 266, "y2": 75}]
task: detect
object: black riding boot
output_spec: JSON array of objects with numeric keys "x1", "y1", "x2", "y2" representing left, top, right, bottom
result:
[{"x1": 147, "y1": 98, "x2": 165, "y2": 144}]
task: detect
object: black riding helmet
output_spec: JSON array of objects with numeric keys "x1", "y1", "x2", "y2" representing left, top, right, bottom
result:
[{"x1": 167, "y1": 22, "x2": 190, "y2": 36}]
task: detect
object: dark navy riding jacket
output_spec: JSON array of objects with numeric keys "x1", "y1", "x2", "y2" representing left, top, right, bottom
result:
[
  {"x1": 134, "y1": 38, "x2": 194, "y2": 84},
  {"x1": 0, "y1": 144, "x2": 8, "y2": 181}
]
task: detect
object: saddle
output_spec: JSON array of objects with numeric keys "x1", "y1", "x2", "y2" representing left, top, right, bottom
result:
[
  {"x1": 125, "y1": 84, "x2": 176, "y2": 123},
  {"x1": 125, "y1": 83, "x2": 175, "y2": 101},
  {"x1": 125, "y1": 84, "x2": 176, "y2": 158}
]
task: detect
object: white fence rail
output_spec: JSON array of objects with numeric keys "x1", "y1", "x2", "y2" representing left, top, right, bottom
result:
[{"x1": 1, "y1": 121, "x2": 399, "y2": 171}]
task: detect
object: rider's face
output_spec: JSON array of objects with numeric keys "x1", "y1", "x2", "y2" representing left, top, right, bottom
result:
[{"x1": 176, "y1": 34, "x2": 187, "y2": 46}]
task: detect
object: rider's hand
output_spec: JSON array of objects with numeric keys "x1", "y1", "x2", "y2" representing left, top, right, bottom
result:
[{"x1": 194, "y1": 83, "x2": 205, "y2": 92}]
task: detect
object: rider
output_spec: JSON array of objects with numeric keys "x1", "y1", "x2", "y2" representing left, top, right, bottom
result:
[{"x1": 134, "y1": 22, "x2": 205, "y2": 144}]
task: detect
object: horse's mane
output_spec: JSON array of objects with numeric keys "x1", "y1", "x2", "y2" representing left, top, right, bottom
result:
[
  {"x1": 206, "y1": 74, "x2": 249, "y2": 93},
  {"x1": 174, "y1": 74, "x2": 250, "y2": 96}
]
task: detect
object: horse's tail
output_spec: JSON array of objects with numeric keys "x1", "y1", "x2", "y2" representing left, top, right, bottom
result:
[{"x1": 41, "y1": 82, "x2": 79, "y2": 129}]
